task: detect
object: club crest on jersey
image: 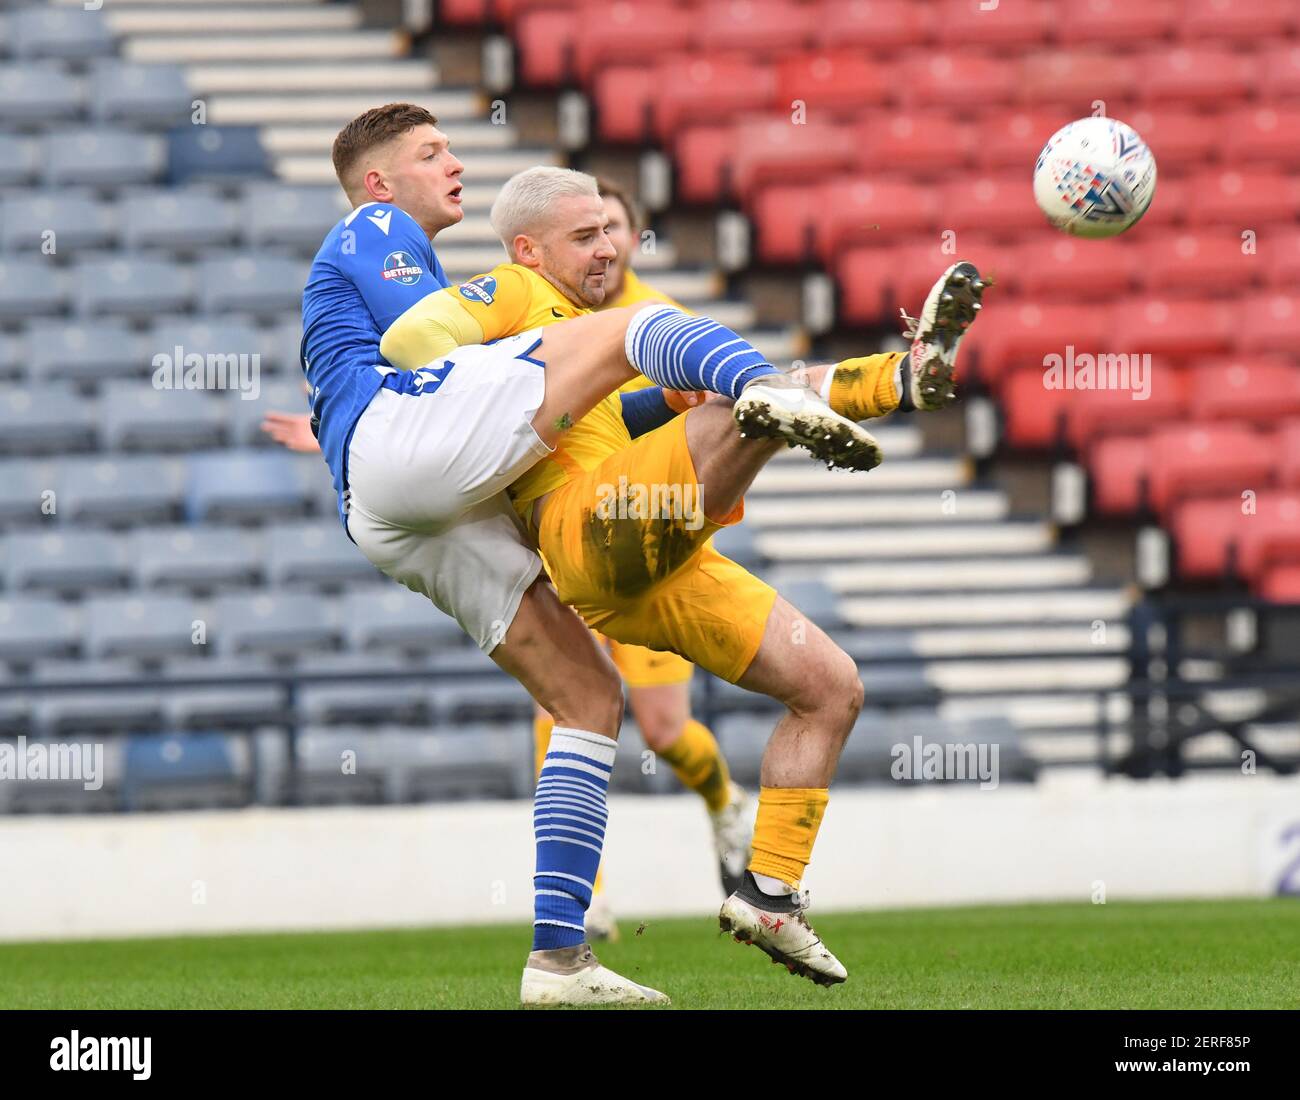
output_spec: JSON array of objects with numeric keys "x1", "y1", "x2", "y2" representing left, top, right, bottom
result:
[
  {"x1": 382, "y1": 251, "x2": 423, "y2": 285},
  {"x1": 458, "y1": 275, "x2": 497, "y2": 305}
]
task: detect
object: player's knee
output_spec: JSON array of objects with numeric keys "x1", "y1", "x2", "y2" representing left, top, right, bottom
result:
[{"x1": 827, "y1": 646, "x2": 865, "y2": 723}]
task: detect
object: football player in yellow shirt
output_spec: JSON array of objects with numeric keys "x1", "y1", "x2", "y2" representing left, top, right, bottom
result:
[{"x1": 381, "y1": 166, "x2": 988, "y2": 986}]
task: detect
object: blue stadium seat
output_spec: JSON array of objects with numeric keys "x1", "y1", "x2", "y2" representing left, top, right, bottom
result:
[
  {"x1": 26, "y1": 319, "x2": 142, "y2": 384},
  {"x1": 131, "y1": 525, "x2": 262, "y2": 592},
  {"x1": 3, "y1": 529, "x2": 131, "y2": 593},
  {"x1": 184, "y1": 449, "x2": 314, "y2": 522},
  {"x1": 242, "y1": 184, "x2": 348, "y2": 250},
  {"x1": 0, "y1": 596, "x2": 81, "y2": 661},
  {"x1": 0, "y1": 383, "x2": 99, "y2": 454},
  {"x1": 122, "y1": 732, "x2": 248, "y2": 812},
  {"x1": 167, "y1": 125, "x2": 270, "y2": 184},
  {"x1": 213, "y1": 591, "x2": 342, "y2": 656},
  {"x1": 11, "y1": 8, "x2": 115, "y2": 61},
  {"x1": 46, "y1": 129, "x2": 166, "y2": 187},
  {"x1": 227, "y1": 378, "x2": 310, "y2": 448},
  {"x1": 32, "y1": 658, "x2": 167, "y2": 737},
  {"x1": 0, "y1": 61, "x2": 84, "y2": 124},
  {"x1": 57, "y1": 454, "x2": 186, "y2": 527},
  {"x1": 341, "y1": 586, "x2": 467, "y2": 653},
  {"x1": 89, "y1": 60, "x2": 191, "y2": 127},
  {"x1": 76, "y1": 256, "x2": 193, "y2": 317},
  {"x1": 101, "y1": 381, "x2": 228, "y2": 451},
  {"x1": 0, "y1": 457, "x2": 57, "y2": 527},
  {"x1": 2, "y1": 192, "x2": 115, "y2": 252},
  {"x1": 266, "y1": 520, "x2": 381, "y2": 587},
  {"x1": 86, "y1": 593, "x2": 203, "y2": 660},
  {"x1": 0, "y1": 256, "x2": 67, "y2": 319},
  {"x1": 121, "y1": 189, "x2": 238, "y2": 251},
  {"x1": 197, "y1": 255, "x2": 308, "y2": 315},
  {"x1": 0, "y1": 133, "x2": 35, "y2": 186}
]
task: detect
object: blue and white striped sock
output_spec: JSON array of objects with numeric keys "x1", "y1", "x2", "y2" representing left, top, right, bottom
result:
[
  {"x1": 532, "y1": 727, "x2": 617, "y2": 951},
  {"x1": 624, "y1": 305, "x2": 780, "y2": 400}
]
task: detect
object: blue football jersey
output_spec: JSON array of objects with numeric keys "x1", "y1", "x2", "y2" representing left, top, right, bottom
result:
[{"x1": 300, "y1": 202, "x2": 450, "y2": 523}]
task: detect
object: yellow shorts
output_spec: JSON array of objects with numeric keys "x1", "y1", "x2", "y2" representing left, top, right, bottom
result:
[
  {"x1": 603, "y1": 636, "x2": 695, "y2": 688},
  {"x1": 537, "y1": 416, "x2": 777, "y2": 684}
]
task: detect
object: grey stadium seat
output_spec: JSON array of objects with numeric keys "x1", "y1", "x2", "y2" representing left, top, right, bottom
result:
[
  {"x1": 100, "y1": 381, "x2": 228, "y2": 451},
  {"x1": 0, "y1": 256, "x2": 68, "y2": 320},
  {"x1": 296, "y1": 653, "x2": 433, "y2": 726},
  {"x1": 0, "y1": 332, "x2": 21, "y2": 382},
  {"x1": 197, "y1": 255, "x2": 307, "y2": 315},
  {"x1": 147, "y1": 319, "x2": 265, "y2": 380},
  {"x1": 184, "y1": 450, "x2": 314, "y2": 522},
  {"x1": 0, "y1": 61, "x2": 83, "y2": 125},
  {"x1": 3, "y1": 529, "x2": 131, "y2": 593},
  {"x1": 161, "y1": 655, "x2": 289, "y2": 730},
  {"x1": 0, "y1": 384, "x2": 99, "y2": 454},
  {"x1": 121, "y1": 189, "x2": 238, "y2": 251},
  {"x1": 57, "y1": 455, "x2": 187, "y2": 527},
  {"x1": 0, "y1": 133, "x2": 36, "y2": 187},
  {"x1": 285, "y1": 726, "x2": 391, "y2": 805},
  {"x1": 429, "y1": 673, "x2": 532, "y2": 723},
  {"x1": 341, "y1": 586, "x2": 467, "y2": 653},
  {"x1": 89, "y1": 60, "x2": 190, "y2": 127},
  {"x1": 32, "y1": 658, "x2": 166, "y2": 737},
  {"x1": 389, "y1": 725, "x2": 530, "y2": 803},
  {"x1": 1, "y1": 193, "x2": 114, "y2": 252},
  {"x1": 86, "y1": 593, "x2": 204, "y2": 660},
  {"x1": 26, "y1": 319, "x2": 142, "y2": 384},
  {"x1": 710, "y1": 522, "x2": 764, "y2": 570},
  {"x1": 3, "y1": 735, "x2": 125, "y2": 814},
  {"x1": 214, "y1": 592, "x2": 341, "y2": 657},
  {"x1": 0, "y1": 458, "x2": 57, "y2": 527},
  {"x1": 11, "y1": 8, "x2": 116, "y2": 60},
  {"x1": 46, "y1": 129, "x2": 165, "y2": 187},
  {"x1": 227, "y1": 378, "x2": 310, "y2": 448},
  {"x1": 0, "y1": 596, "x2": 81, "y2": 661},
  {"x1": 266, "y1": 520, "x2": 382, "y2": 587},
  {"x1": 131, "y1": 525, "x2": 262, "y2": 592},
  {"x1": 76, "y1": 257, "x2": 193, "y2": 317},
  {"x1": 243, "y1": 185, "x2": 348, "y2": 251}
]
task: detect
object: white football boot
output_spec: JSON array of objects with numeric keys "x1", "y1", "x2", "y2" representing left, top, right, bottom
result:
[
  {"x1": 709, "y1": 783, "x2": 756, "y2": 898},
  {"x1": 733, "y1": 374, "x2": 883, "y2": 472},
  {"x1": 719, "y1": 884, "x2": 848, "y2": 987},
  {"x1": 520, "y1": 944, "x2": 670, "y2": 1007},
  {"x1": 898, "y1": 261, "x2": 988, "y2": 412}
]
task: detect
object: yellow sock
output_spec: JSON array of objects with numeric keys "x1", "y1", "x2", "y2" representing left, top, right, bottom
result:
[
  {"x1": 827, "y1": 352, "x2": 904, "y2": 420},
  {"x1": 657, "y1": 718, "x2": 732, "y2": 813},
  {"x1": 534, "y1": 714, "x2": 605, "y2": 895},
  {"x1": 748, "y1": 787, "x2": 830, "y2": 887}
]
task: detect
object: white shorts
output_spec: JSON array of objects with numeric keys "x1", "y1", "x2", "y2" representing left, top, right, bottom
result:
[{"x1": 344, "y1": 330, "x2": 553, "y2": 652}]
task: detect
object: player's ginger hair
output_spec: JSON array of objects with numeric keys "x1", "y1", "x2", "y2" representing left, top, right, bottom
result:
[
  {"x1": 332, "y1": 102, "x2": 440, "y2": 205},
  {"x1": 489, "y1": 166, "x2": 601, "y2": 262}
]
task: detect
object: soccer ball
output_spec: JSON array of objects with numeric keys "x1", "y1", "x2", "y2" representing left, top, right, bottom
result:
[{"x1": 1032, "y1": 116, "x2": 1157, "y2": 238}]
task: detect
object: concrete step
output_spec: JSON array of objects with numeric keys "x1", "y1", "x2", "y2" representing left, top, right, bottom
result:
[
  {"x1": 841, "y1": 586, "x2": 1130, "y2": 627},
  {"x1": 908, "y1": 623, "x2": 1131, "y2": 657},
  {"x1": 747, "y1": 489, "x2": 1006, "y2": 527},
  {"x1": 189, "y1": 62, "x2": 437, "y2": 95},
  {"x1": 825, "y1": 555, "x2": 1092, "y2": 593},
  {"x1": 104, "y1": 6, "x2": 361, "y2": 34},
  {"x1": 126, "y1": 31, "x2": 402, "y2": 63},
  {"x1": 261, "y1": 122, "x2": 519, "y2": 157},
  {"x1": 751, "y1": 456, "x2": 971, "y2": 496},
  {"x1": 209, "y1": 90, "x2": 481, "y2": 128},
  {"x1": 926, "y1": 657, "x2": 1130, "y2": 694}
]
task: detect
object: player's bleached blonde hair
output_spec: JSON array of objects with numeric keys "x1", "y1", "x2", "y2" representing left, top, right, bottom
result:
[{"x1": 490, "y1": 166, "x2": 601, "y2": 260}]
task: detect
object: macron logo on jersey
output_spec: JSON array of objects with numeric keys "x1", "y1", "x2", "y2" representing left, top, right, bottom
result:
[
  {"x1": 366, "y1": 209, "x2": 393, "y2": 235},
  {"x1": 382, "y1": 250, "x2": 423, "y2": 285},
  {"x1": 458, "y1": 275, "x2": 497, "y2": 305}
]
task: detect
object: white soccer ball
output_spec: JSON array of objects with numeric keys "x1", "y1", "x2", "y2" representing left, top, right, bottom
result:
[{"x1": 1032, "y1": 116, "x2": 1157, "y2": 239}]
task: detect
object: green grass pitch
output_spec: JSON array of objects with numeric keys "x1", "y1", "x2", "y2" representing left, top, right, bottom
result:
[{"x1": 2, "y1": 899, "x2": 1296, "y2": 1009}]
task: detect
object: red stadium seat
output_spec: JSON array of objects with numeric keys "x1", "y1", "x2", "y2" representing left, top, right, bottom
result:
[
  {"x1": 1182, "y1": 0, "x2": 1295, "y2": 42},
  {"x1": 1192, "y1": 170, "x2": 1300, "y2": 228},
  {"x1": 1001, "y1": 366, "x2": 1074, "y2": 450},
  {"x1": 1064, "y1": 359, "x2": 1189, "y2": 451},
  {"x1": 974, "y1": 110, "x2": 1075, "y2": 172},
  {"x1": 1012, "y1": 235, "x2": 1138, "y2": 301},
  {"x1": 835, "y1": 245, "x2": 899, "y2": 324},
  {"x1": 1058, "y1": 0, "x2": 1180, "y2": 45},
  {"x1": 933, "y1": 0, "x2": 1054, "y2": 47},
  {"x1": 1260, "y1": 564, "x2": 1300, "y2": 603},
  {"x1": 673, "y1": 123, "x2": 739, "y2": 205},
  {"x1": 572, "y1": 4, "x2": 696, "y2": 84},
  {"x1": 1263, "y1": 226, "x2": 1300, "y2": 287},
  {"x1": 651, "y1": 55, "x2": 777, "y2": 140},
  {"x1": 515, "y1": 8, "x2": 579, "y2": 87},
  {"x1": 1139, "y1": 47, "x2": 1257, "y2": 105},
  {"x1": 1238, "y1": 294, "x2": 1300, "y2": 356},
  {"x1": 1128, "y1": 174, "x2": 1188, "y2": 228},
  {"x1": 964, "y1": 301, "x2": 1118, "y2": 390},
  {"x1": 1172, "y1": 493, "x2": 1261, "y2": 579},
  {"x1": 1133, "y1": 231, "x2": 1263, "y2": 296},
  {"x1": 815, "y1": 176, "x2": 938, "y2": 260},
  {"x1": 592, "y1": 65, "x2": 657, "y2": 142},
  {"x1": 729, "y1": 118, "x2": 858, "y2": 207},
  {"x1": 903, "y1": 52, "x2": 1019, "y2": 110},
  {"x1": 937, "y1": 173, "x2": 1043, "y2": 234},
  {"x1": 1123, "y1": 107, "x2": 1222, "y2": 171},
  {"x1": 1113, "y1": 298, "x2": 1234, "y2": 360},
  {"x1": 855, "y1": 112, "x2": 975, "y2": 178},
  {"x1": 1089, "y1": 433, "x2": 1154, "y2": 515},
  {"x1": 1187, "y1": 358, "x2": 1300, "y2": 424},
  {"x1": 1018, "y1": 53, "x2": 1139, "y2": 109},
  {"x1": 440, "y1": 0, "x2": 493, "y2": 25},
  {"x1": 814, "y1": 0, "x2": 934, "y2": 50},
  {"x1": 1280, "y1": 420, "x2": 1300, "y2": 489},
  {"x1": 1237, "y1": 492, "x2": 1300, "y2": 582},
  {"x1": 750, "y1": 183, "x2": 822, "y2": 264},
  {"x1": 774, "y1": 51, "x2": 893, "y2": 117},
  {"x1": 699, "y1": 0, "x2": 819, "y2": 57},
  {"x1": 885, "y1": 235, "x2": 1017, "y2": 317},
  {"x1": 1223, "y1": 106, "x2": 1300, "y2": 170},
  {"x1": 1260, "y1": 45, "x2": 1300, "y2": 99},
  {"x1": 1146, "y1": 423, "x2": 1275, "y2": 517}
]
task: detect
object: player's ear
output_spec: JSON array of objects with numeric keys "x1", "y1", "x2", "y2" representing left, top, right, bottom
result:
[
  {"x1": 512, "y1": 233, "x2": 540, "y2": 268},
  {"x1": 361, "y1": 167, "x2": 394, "y2": 204}
]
